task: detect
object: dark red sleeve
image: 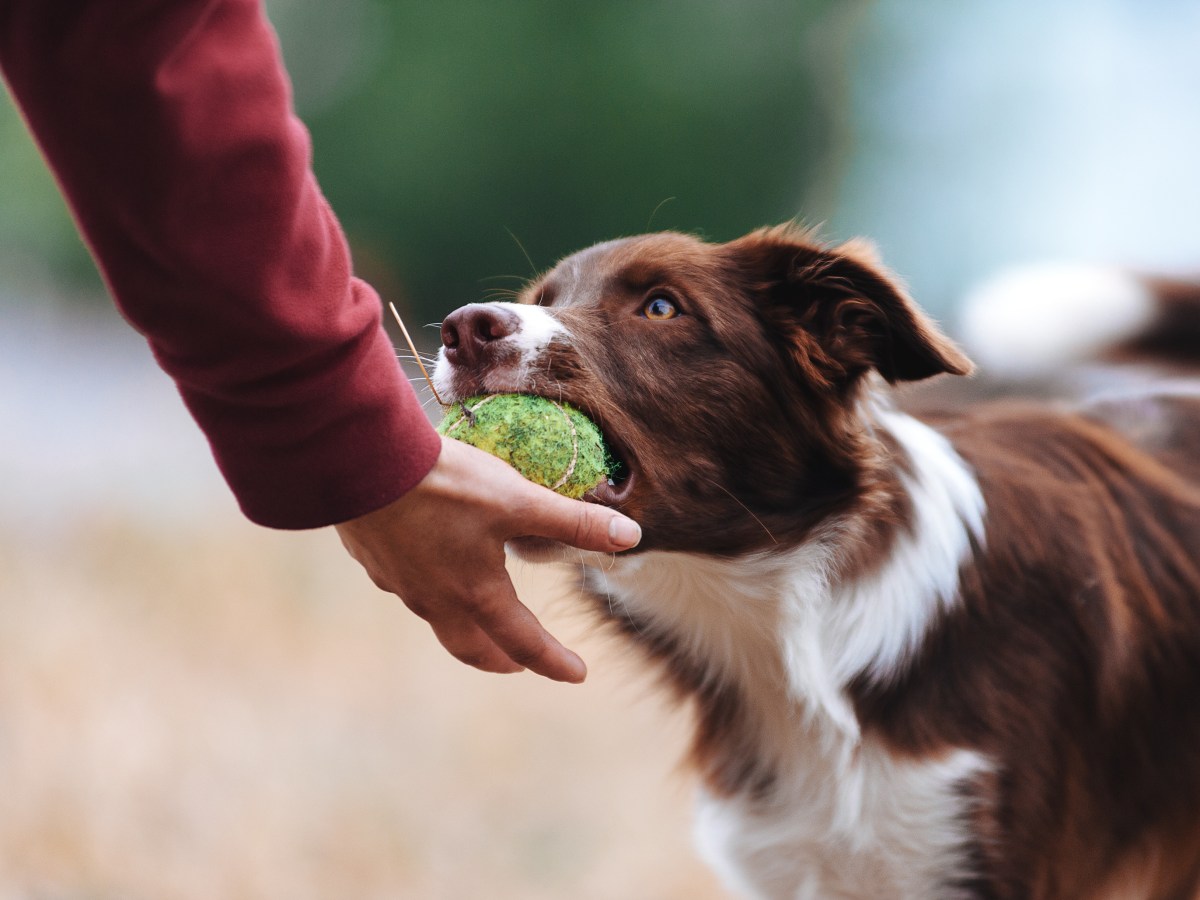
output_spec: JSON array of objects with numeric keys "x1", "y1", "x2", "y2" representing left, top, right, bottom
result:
[{"x1": 0, "y1": 0, "x2": 442, "y2": 529}]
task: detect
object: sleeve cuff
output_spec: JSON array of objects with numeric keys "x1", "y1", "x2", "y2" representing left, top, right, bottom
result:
[{"x1": 180, "y1": 313, "x2": 444, "y2": 530}]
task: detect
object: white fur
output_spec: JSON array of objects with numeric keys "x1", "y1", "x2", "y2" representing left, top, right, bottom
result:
[
  {"x1": 585, "y1": 550, "x2": 801, "y2": 766},
  {"x1": 960, "y1": 263, "x2": 1154, "y2": 378},
  {"x1": 584, "y1": 411, "x2": 990, "y2": 898},
  {"x1": 432, "y1": 302, "x2": 567, "y2": 399},
  {"x1": 845, "y1": 408, "x2": 987, "y2": 687},
  {"x1": 504, "y1": 301, "x2": 567, "y2": 357},
  {"x1": 694, "y1": 746, "x2": 990, "y2": 900}
]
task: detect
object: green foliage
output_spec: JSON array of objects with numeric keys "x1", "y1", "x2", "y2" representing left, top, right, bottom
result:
[
  {"x1": 0, "y1": 0, "x2": 854, "y2": 319},
  {"x1": 0, "y1": 94, "x2": 103, "y2": 293},
  {"x1": 281, "y1": 0, "x2": 849, "y2": 321}
]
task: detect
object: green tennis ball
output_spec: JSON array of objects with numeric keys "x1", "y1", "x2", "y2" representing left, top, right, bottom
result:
[{"x1": 436, "y1": 394, "x2": 612, "y2": 499}]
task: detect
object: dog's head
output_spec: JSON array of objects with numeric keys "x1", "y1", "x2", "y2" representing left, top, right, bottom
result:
[{"x1": 433, "y1": 226, "x2": 971, "y2": 554}]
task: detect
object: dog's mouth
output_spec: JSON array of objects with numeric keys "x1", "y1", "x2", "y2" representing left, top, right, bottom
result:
[{"x1": 583, "y1": 420, "x2": 637, "y2": 509}]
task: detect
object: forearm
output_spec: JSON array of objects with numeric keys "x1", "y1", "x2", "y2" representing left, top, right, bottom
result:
[{"x1": 0, "y1": 0, "x2": 440, "y2": 527}]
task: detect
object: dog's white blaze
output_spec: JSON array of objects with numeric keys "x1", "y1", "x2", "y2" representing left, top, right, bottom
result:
[
  {"x1": 586, "y1": 407, "x2": 989, "y2": 898},
  {"x1": 961, "y1": 263, "x2": 1154, "y2": 378},
  {"x1": 431, "y1": 302, "x2": 568, "y2": 399},
  {"x1": 504, "y1": 301, "x2": 567, "y2": 358}
]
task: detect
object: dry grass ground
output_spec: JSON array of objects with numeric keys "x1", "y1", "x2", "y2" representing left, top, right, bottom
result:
[{"x1": 0, "y1": 511, "x2": 725, "y2": 899}]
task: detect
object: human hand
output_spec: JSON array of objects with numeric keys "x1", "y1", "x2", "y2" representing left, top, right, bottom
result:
[{"x1": 335, "y1": 436, "x2": 642, "y2": 682}]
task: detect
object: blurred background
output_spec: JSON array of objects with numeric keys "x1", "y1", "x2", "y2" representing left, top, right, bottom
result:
[{"x1": 1, "y1": 0, "x2": 1198, "y2": 896}]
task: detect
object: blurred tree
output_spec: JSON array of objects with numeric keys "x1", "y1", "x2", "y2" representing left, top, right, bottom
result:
[
  {"x1": 0, "y1": 0, "x2": 860, "y2": 324},
  {"x1": 0, "y1": 87, "x2": 104, "y2": 297}
]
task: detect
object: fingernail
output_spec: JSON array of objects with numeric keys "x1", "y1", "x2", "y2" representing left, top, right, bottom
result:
[
  {"x1": 563, "y1": 651, "x2": 588, "y2": 683},
  {"x1": 608, "y1": 516, "x2": 642, "y2": 548}
]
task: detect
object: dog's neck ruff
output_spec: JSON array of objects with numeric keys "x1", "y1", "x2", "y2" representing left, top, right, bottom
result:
[{"x1": 786, "y1": 405, "x2": 987, "y2": 735}]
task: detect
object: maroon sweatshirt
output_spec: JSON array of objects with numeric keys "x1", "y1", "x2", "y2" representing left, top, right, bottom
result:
[{"x1": 0, "y1": 0, "x2": 442, "y2": 528}]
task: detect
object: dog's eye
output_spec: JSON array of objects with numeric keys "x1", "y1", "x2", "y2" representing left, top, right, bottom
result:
[{"x1": 642, "y1": 296, "x2": 679, "y2": 320}]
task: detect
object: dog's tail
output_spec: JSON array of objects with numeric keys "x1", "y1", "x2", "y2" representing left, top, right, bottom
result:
[{"x1": 959, "y1": 264, "x2": 1200, "y2": 377}]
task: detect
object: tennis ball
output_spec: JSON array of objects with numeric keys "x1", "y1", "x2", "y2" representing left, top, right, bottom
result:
[{"x1": 436, "y1": 394, "x2": 612, "y2": 499}]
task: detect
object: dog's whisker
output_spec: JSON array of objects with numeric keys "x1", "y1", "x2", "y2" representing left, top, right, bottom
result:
[
  {"x1": 588, "y1": 560, "x2": 645, "y2": 640},
  {"x1": 699, "y1": 476, "x2": 779, "y2": 545},
  {"x1": 505, "y1": 227, "x2": 538, "y2": 278}
]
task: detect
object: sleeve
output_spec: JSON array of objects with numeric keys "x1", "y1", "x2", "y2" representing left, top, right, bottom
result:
[{"x1": 0, "y1": 0, "x2": 443, "y2": 529}]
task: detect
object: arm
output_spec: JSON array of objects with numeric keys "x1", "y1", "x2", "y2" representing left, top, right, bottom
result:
[
  {"x1": 0, "y1": 0, "x2": 641, "y2": 681},
  {"x1": 0, "y1": 0, "x2": 439, "y2": 528}
]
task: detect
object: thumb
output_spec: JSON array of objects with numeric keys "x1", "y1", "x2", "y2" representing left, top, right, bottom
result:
[{"x1": 513, "y1": 487, "x2": 642, "y2": 553}]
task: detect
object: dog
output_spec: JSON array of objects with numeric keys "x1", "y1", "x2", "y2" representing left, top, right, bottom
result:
[{"x1": 431, "y1": 225, "x2": 1200, "y2": 899}]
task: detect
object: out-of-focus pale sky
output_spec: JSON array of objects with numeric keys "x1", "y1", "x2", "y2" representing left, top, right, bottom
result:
[
  {"x1": 834, "y1": 0, "x2": 1200, "y2": 315},
  {"x1": 0, "y1": 297, "x2": 232, "y2": 530}
]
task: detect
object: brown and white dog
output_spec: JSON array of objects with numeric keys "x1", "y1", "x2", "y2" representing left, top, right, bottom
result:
[{"x1": 431, "y1": 225, "x2": 1200, "y2": 900}]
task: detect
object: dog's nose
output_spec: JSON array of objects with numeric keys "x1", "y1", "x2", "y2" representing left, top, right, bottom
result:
[{"x1": 441, "y1": 303, "x2": 521, "y2": 368}]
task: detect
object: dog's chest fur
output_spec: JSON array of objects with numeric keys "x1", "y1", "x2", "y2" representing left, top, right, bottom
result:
[{"x1": 582, "y1": 411, "x2": 990, "y2": 899}]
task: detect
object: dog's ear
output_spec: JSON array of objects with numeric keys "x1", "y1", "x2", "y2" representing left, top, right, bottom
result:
[{"x1": 725, "y1": 227, "x2": 973, "y2": 386}]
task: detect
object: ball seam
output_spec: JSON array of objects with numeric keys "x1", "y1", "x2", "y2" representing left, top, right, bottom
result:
[{"x1": 547, "y1": 399, "x2": 580, "y2": 492}]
